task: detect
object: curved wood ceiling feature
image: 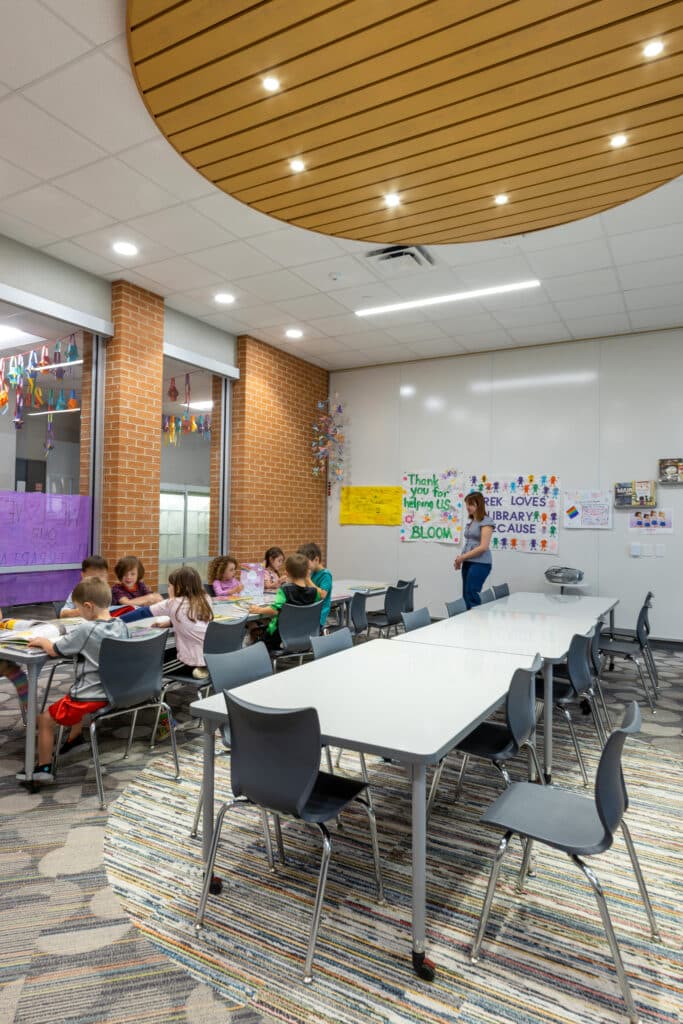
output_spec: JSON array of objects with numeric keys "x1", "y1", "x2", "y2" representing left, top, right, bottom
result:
[{"x1": 127, "y1": 0, "x2": 683, "y2": 244}]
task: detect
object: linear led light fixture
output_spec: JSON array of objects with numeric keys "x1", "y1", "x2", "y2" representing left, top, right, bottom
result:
[
  {"x1": 470, "y1": 371, "x2": 597, "y2": 393},
  {"x1": 27, "y1": 407, "x2": 81, "y2": 416},
  {"x1": 355, "y1": 279, "x2": 541, "y2": 317}
]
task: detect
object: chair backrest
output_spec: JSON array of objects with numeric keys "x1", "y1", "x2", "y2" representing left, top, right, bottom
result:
[
  {"x1": 276, "y1": 599, "x2": 323, "y2": 652},
  {"x1": 384, "y1": 585, "x2": 409, "y2": 626},
  {"x1": 506, "y1": 668, "x2": 537, "y2": 750},
  {"x1": 635, "y1": 605, "x2": 650, "y2": 648},
  {"x1": 52, "y1": 601, "x2": 64, "y2": 618},
  {"x1": 349, "y1": 590, "x2": 368, "y2": 634},
  {"x1": 396, "y1": 578, "x2": 416, "y2": 613},
  {"x1": 311, "y1": 627, "x2": 353, "y2": 659},
  {"x1": 595, "y1": 702, "x2": 641, "y2": 839},
  {"x1": 203, "y1": 583, "x2": 214, "y2": 596},
  {"x1": 98, "y1": 631, "x2": 168, "y2": 708},
  {"x1": 227, "y1": 692, "x2": 322, "y2": 816},
  {"x1": 566, "y1": 632, "x2": 594, "y2": 696},
  {"x1": 204, "y1": 618, "x2": 246, "y2": 656},
  {"x1": 492, "y1": 583, "x2": 510, "y2": 599},
  {"x1": 205, "y1": 641, "x2": 272, "y2": 695},
  {"x1": 590, "y1": 625, "x2": 602, "y2": 676},
  {"x1": 445, "y1": 597, "x2": 467, "y2": 617},
  {"x1": 401, "y1": 607, "x2": 431, "y2": 632},
  {"x1": 480, "y1": 589, "x2": 495, "y2": 604}
]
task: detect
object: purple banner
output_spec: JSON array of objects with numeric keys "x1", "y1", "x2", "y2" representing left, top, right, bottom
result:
[{"x1": 0, "y1": 569, "x2": 81, "y2": 607}]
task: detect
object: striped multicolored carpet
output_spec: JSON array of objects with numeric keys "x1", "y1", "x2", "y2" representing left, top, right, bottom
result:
[{"x1": 104, "y1": 719, "x2": 683, "y2": 1024}]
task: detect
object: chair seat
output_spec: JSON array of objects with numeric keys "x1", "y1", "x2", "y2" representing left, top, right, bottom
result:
[
  {"x1": 366, "y1": 613, "x2": 390, "y2": 627},
  {"x1": 299, "y1": 770, "x2": 367, "y2": 824},
  {"x1": 599, "y1": 638, "x2": 640, "y2": 657},
  {"x1": 163, "y1": 665, "x2": 207, "y2": 687},
  {"x1": 481, "y1": 782, "x2": 611, "y2": 856},
  {"x1": 456, "y1": 722, "x2": 516, "y2": 763},
  {"x1": 534, "y1": 676, "x2": 574, "y2": 704}
]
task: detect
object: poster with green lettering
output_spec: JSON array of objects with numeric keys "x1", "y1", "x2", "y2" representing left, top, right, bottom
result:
[
  {"x1": 467, "y1": 473, "x2": 560, "y2": 554},
  {"x1": 401, "y1": 469, "x2": 464, "y2": 544}
]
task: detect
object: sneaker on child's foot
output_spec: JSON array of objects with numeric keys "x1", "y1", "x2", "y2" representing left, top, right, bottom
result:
[
  {"x1": 32, "y1": 764, "x2": 55, "y2": 784},
  {"x1": 59, "y1": 734, "x2": 86, "y2": 756},
  {"x1": 192, "y1": 666, "x2": 209, "y2": 679}
]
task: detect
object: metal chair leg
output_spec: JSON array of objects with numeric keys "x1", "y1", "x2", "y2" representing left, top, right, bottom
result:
[
  {"x1": 355, "y1": 795, "x2": 385, "y2": 904},
  {"x1": 335, "y1": 747, "x2": 343, "y2": 767},
  {"x1": 124, "y1": 709, "x2": 138, "y2": 758},
  {"x1": 158, "y1": 701, "x2": 180, "y2": 779},
  {"x1": 89, "y1": 720, "x2": 105, "y2": 809},
  {"x1": 324, "y1": 745, "x2": 334, "y2": 774},
  {"x1": 493, "y1": 761, "x2": 512, "y2": 788},
  {"x1": 196, "y1": 799, "x2": 235, "y2": 928},
  {"x1": 557, "y1": 706, "x2": 589, "y2": 786},
  {"x1": 586, "y1": 691, "x2": 607, "y2": 747},
  {"x1": 273, "y1": 813, "x2": 286, "y2": 865},
  {"x1": 303, "y1": 824, "x2": 333, "y2": 984},
  {"x1": 453, "y1": 752, "x2": 470, "y2": 799},
  {"x1": 359, "y1": 751, "x2": 373, "y2": 811},
  {"x1": 593, "y1": 674, "x2": 613, "y2": 733},
  {"x1": 471, "y1": 831, "x2": 512, "y2": 961},
  {"x1": 523, "y1": 741, "x2": 544, "y2": 784},
  {"x1": 517, "y1": 837, "x2": 535, "y2": 892},
  {"x1": 631, "y1": 656, "x2": 656, "y2": 713},
  {"x1": 572, "y1": 855, "x2": 640, "y2": 1024},
  {"x1": 642, "y1": 645, "x2": 660, "y2": 695},
  {"x1": 190, "y1": 790, "x2": 203, "y2": 839},
  {"x1": 261, "y1": 808, "x2": 275, "y2": 870},
  {"x1": 51, "y1": 725, "x2": 65, "y2": 775},
  {"x1": 426, "y1": 758, "x2": 445, "y2": 821},
  {"x1": 620, "y1": 820, "x2": 661, "y2": 941}
]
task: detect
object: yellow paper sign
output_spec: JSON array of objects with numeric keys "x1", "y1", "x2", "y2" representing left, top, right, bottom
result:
[{"x1": 339, "y1": 486, "x2": 403, "y2": 526}]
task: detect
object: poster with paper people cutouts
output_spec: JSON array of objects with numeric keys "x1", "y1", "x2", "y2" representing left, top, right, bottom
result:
[
  {"x1": 563, "y1": 490, "x2": 612, "y2": 530},
  {"x1": 628, "y1": 508, "x2": 673, "y2": 533},
  {"x1": 401, "y1": 468, "x2": 464, "y2": 544},
  {"x1": 466, "y1": 474, "x2": 560, "y2": 554}
]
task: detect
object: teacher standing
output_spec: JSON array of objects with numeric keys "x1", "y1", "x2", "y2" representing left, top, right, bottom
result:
[{"x1": 454, "y1": 492, "x2": 495, "y2": 608}]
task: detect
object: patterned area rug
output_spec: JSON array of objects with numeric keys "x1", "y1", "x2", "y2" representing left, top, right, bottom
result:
[{"x1": 104, "y1": 716, "x2": 683, "y2": 1024}]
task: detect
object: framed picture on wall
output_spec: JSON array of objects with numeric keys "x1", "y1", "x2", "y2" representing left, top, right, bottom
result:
[
  {"x1": 614, "y1": 480, "x2": 657, "y2": 508},
  {"x1": 658, "y1": 459, "x2": 683, "y2": 484}
]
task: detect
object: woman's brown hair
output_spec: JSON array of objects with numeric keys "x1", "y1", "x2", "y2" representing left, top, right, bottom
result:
[
  {"x1": 168, "y1": 566, "x2": 214, "y2": 623},
  {"x1": 465, "y1": 491, "x2": 487, "y2": 522},
  {"x1": 207, "y1": 554, "x2": 238, "y2": 585}
]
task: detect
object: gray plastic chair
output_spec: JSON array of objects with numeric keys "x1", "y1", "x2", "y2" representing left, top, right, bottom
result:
[
  {"x1": 492, "y1": 583, "x2": 510, "y2": 599},
  {"x1": 271, "y1": 600, "x2": 323, "y2": 668},
  {"x1": 311, "y1": 627, "x2": 353, "y2": 659},
  {"x1": 599, "y1": 605, "x2": 658, "y2": 711},
  {"x1": 480, "y1": 588, "x2": 495, "y2": 604},
  {"x1": 53, "y1": 631, "x2": 178, "y2": 809},
  {"x1": 401, "y1": 607, "x2": 431, "y2": 632},
  {"x1": 367, "y1": 585, "x2": 408, "y2": 638},
  {"x1": 349, "y1": 590, "x2": 369, "y2": 638},
  {"x1": 427, "y1": 668, "x2": 543, "y2": 819},
  {"x1": 445, "y1": 597, "x2": 467, "y2": 617},
  {"x1": 196, "y1": 693, "x2": 384, "y2": 983},
  {"x1": 396, "y1": 577, "x2": 416, "y2": 613},
  {"x1": 471, "y1": 703, "x2": 660, "y2": 1024},
  {"x1": 203, "y1": 583, "x2": 214, "y2": 596}
]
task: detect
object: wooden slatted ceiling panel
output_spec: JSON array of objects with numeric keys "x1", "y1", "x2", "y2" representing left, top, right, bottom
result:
[{"x1": 128, "y1": 0, "x2": 683, "y2": 244}]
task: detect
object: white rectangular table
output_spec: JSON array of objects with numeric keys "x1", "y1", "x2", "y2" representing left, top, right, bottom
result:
[
  {"x1": 0, "y1": 642, "x2": 47, "y2": 786},
  {"x1": 190, "y1": 639, "x2": 540, "y2": 980}
]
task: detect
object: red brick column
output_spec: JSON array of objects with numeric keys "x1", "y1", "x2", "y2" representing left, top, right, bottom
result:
[
  {"x1": 208, "y1": 373, "x2": 223, "y2": 554},
  {"x1": 100, "y1": 281, "x2": 164, "y2": 587},
  {"x1": 230, "y1": 336, "x2": 328, "y2": 563}
]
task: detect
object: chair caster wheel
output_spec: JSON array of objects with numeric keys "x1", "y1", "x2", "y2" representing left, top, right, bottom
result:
[
  {"x1": 209, "y1": 876, "x2": 223, "y2": 895},
  {"x1": 412, "y1": 950, "x2": 435, "y2": 980}
]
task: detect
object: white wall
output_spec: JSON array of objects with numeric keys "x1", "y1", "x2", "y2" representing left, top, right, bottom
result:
[
  {"x1": 164, "y1": 307, "x2": 236, "y2": 369},
  {"x1": 328, "y1": 329, "x2": 683, "y2": 639},
  {"x1": 161, "y1": 431, "x2": 211, "y2": 487}
]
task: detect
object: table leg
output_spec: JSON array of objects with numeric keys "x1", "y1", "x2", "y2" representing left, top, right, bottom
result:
[
  {"x1": 17, "y1": 663, "x2": 39, "y2": 787},
  {"x1": 411, "y1": 762, "x2": 435, "y2": 980},
  {"x1": 543, "y1": 661, "x2": 553, "y2": 784},
  {"x1": 201, "y1": 721, "x2": 215, "y2": 864}
]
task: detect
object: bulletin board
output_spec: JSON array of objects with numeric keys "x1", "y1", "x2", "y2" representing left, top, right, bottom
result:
[{"x1": 339, "y1": 486, "x2": 403, "y2": 526}]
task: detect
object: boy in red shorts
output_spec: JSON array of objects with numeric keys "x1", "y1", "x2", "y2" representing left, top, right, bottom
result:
[{"x1": 27, "y1": 577, "x2": 129, "y2": 783}]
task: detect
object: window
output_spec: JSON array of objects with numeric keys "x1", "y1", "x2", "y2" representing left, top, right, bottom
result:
[{"x1": 159, "y1": 488, "x2": 211, "y2": 579}]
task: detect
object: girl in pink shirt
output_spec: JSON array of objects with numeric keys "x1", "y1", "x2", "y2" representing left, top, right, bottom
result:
[
  {"x1": 208, "y1": 554, "x2": 244, "y2": 598},
  {"x1": 150, "y1": 567, "x2": 213, "y2": 679},
  {"x1": 263, "y1": 546, "x2": 286, "y2": 592}
]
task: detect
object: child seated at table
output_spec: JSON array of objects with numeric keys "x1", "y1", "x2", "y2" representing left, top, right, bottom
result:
[
  {"x1": 298, "y1": 542, "x2": 333, "y2": 628},
  {"x1": 208, "y1": 554, "x2": 244, "y2": 598},
  {"x1": 111, "y1": 555, "x2": 163, "y2": 607},
  {"x1": 60, "y1": 554, "x2": 109, "y2": 618},
  {"x1": 27, "y1": 577, "x2": 129, "y2": 782},
  {"x1": 263, "y1": 546, "x2": 286, "y2": 592},
  {"x1": 149, "y1": 566, "x2": 214, "y2": 679},
  {"x1": 0, "y1": 604, "x2": 30, "y2": 724},
  {"x1": 249, "y1": 553, "x2": 318, "y2": 651}
]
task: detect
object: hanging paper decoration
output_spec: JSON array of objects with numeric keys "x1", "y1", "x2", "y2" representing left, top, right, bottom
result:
[
  {"x1": 189, "y1": 415, "x2": 198, "y2": 433},
  {"x1": 168, "y1": 376, "x2": 179, "y2": 402},
  {"x1": 45, "y1": 413, "x2": 55, "y2": 454},
  {"x1": 66, "y1": 334, "x2": 79, "y2": 362},
  {"x1": 47, "y1": 388, "x2": 55, "y2": 411},
  {"x1": 13, "y1": 382, "x2": 24, "y2": 429},
  {"x1": 67, "y1": 389, "x2": 78, "y2": 409},
  {"x1": 27, "y1": 350, "x2": 38, "y2": 377},
  {"x1": 32, "y1": 383, "x2": 44, "y2": 408},
  {"x1": 56, "y1": 388, "x2": 66, "y2": 411},
  {"x1": 53, "y1": 340, "x2": 64, "y2": 379},
  {"x1": 0, "y1": 364, "x2": 8, "y2": 412},
  {"x1": 311, "y1": 394, "x2": 345, "y2": 484},
  {"x1": 184, "y1": 373, "x2": 191, "y2": 408},
  {"x1": 38, "y1": 345, "x2": 51, "y2": 370}
]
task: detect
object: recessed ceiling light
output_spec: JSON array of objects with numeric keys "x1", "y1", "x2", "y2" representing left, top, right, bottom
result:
[
  {"x1": 610, "y1": 134, "x2": 627, "y2": 148},
  {"x1": 262, "y1": 76, "x2": 280, "y2": 92},
  {"x1": 112, "y1": 241, "x2": 138, "y2": 256},
  {"x1": 289, "y1": 158, "x2": 305, "y2": 172},
  {"x1": 188, "y1": 400, "x2": 214, "y2": 411},
  {"x1": 494, "y1": 194, "x2": 509, "y2": 205},
  {"x1": 285, "y1": 328, "x2": 303, "y2": 339},
  {"x1": 355, "y1": 279, "x2": 541, "y2": 317},
  {"x1": 643, "y1": 39, "x2": 664, "y2": 58},
  {"x1": 384, "y1": 192, "x2": 400, "y2": 208},
  {"x1": 0, "y1": 325, "x2": 27, "y2": 344},
  {"x1": 400, "y1": 384, "x2": 416, "y2": 397},
  {"x1": 214, "y1": 292, "x2": 235, "y2": 304}
]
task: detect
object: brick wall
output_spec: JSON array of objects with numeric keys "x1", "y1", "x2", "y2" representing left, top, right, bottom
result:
[
  {"x1": 100, "y1": 281, "x2": 164, "y2": 587},
  {"x1": 208, "y1": 373, "x2": 223, "y2": 554},
  {"x1": 230, "y1": 336, "x2": 328, "y2": 564}
]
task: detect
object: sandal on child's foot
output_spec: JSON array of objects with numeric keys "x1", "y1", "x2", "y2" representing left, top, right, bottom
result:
[
  {"x1": 32, "y1": 764, "x2": 55, "y2": 784},
  {"x1": 192, "y1": 666, "x2": 209, "y2": 679},
  {"x1": 59, "y1": 734, "x2": 86, "y2": 756}
]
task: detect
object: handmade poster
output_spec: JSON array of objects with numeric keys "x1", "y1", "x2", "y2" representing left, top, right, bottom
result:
[
  {"x1": 339, "y1": 486, "x2": 403, "y2": 526},
  {"x1": 239, "y1": 562, "x2": 265, "y2": 598},
  {"x1": 628, "y1": 508, "x2": 673, "y2": 533},
  {"x1": 466, "y1": 474, "x2": 560, "y2": 554},
  {"x1": 563, "y1": 490, "x2": 612, "y2": 530},
  {"x1": 658, "y1": 459, "x2": 683, "y2": 484},
  {"x1": 401, "y1": 468, "x2": 464, "y2": 544},
  {"x1": 614, "y1": 480, "x2": 657, "y2": 508}
]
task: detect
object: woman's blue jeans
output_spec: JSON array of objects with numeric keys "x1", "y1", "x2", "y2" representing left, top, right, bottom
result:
[{"x1": 462, "y1": 561, "x2": 491, "y2": 609}]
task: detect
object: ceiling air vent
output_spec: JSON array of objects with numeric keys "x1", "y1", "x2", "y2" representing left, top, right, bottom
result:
[{"x1": 364, "y1": 244, "x2": 435, "y2": 277}]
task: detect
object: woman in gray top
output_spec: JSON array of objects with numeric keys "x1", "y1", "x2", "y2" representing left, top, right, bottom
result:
[{"x1": 454, "y1": 491, "x2": 495, "y2": 608}]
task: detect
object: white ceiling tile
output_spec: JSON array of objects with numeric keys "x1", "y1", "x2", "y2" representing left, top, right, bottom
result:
[
  {"x1": 553, "y1": 292, "x2": 626, "y2": 320},
  {"x1": 0, "y1": 0, "x2": 90, "y2": 88},
  {"x1": 437, "y1": 237, "x2": 524, "y2": 266},
  {"x1": 608, "y1": 224, "x2": 683, "y2": 266},
  {"x1": 404, "y1": 338, "x2": 468, "y2": 357},
  {"x1": 133, "y1": 257, "x2": 223, "y2": 292},
  {"x1": 454, "y1": 254, "x2": 536, "y2": 288},
  {"x1": 118, "y1": 138, "x2": 215, "y2": 201},
  {"x1": 323, "y1": 281, "x2": 400, "y2": 312},
  {"x1": 103, "y1": 268, "x2": 168, "y2": 294},
  {"x1": 41, "y1": 0, "x2": 125, "y2": 45},
  {"x1": 101, "y1": 34, "x2": 131, "y2": 70},
  {"x1": 491, "y1": 304, "x2": 563, "y2": 329},
  {"x1": 232, "y1": 304, "x2": 291, "y2": 329},
  {"x1": 307, "y1": 313, "x2": 379, "y2": 336},
  {"x1": 566, "y1": 313, "x2": 632, "y2": 338},
  {"x1": 542, "y1": 268, "x2": 621, "y2": 302},
  {"x1": 600, "y1": 178, "x2": 683, "y2": 236},
  {"x1": 72, "y1": 223, "x2": 175, "y2": 267},
  {"x1": 276, "y1": 293, "x2": 349, "y2": 319},
  {"x1": 0, "y1": 208, "x2": 60, "y2": 247},
  {"x1": 382, "y1": 321, "x2": 447, "y2": 343},
  {"x1": 164, "y1": 293, "x2": 215, "y2": 319},
  {"x1": 0, "y1": 95, "x2": 105, "y2": 177},
  {"x1": 429, "y1": 311, "x2": 505, "y2": 334},
  {"x1": 345, "y1": 346, "x2": 409, "y2": 365},
  {"x1": 126, "y1": 205, "x2": 235, "y2": 253},
  {"x1": 627, "y1": 307, "x2": 683, "y2": 331},
  {"x1": 53, "y1": 158, "x2": 177, "y2": 219},
  {"x1": 505, "y1": 323, "x2": 573, "y2": 345},
  {"x1": 517, "y1": 213, "x2": 605, "y2": 252},
  {"x1": 0, "y1": 184, "x2": 111, "y2": 236},
  {"x1": 478, "y1": 286, "x2": 550, "y2": 311},
  {"x1": 232, "y1": 269, "x2": 315, "y2": 302},
  {"x1": 291, "y1": 255, "x2": 380, "y2": 292},
  {"x1": 200, "y1": 311, "x2": 252, "y2": 334},
  {"x1": 190, "y1": 193, "x2": 280, "y2": 237},
  {"x1": 622, "y1": 283, "x2": 683, "y2": 312},
  {"x1": 252, "y1": 322, "x2": 329, "y2": 345},
  {"x1": 376, "y1": 267, "x2": 467, "y2": 299},
  {"x1": 458, "y1": 329, "x2": 516, "y2": 351},
  {"x1": 317, "y1": 350, "x2": 364, "y2": 368},
  {"x1": 24, "y1": 51, "x2": 158, "y2": 153},
  {"x1": 41, "y1": 240, "x2": 121, "y2": 276},
  {"x1": 329, "y1": 329, "x2": 396, "y2": 347},
  {"x1": 189, "y1": 240, "x2": 282, "y2": 278},
  {"x1": 617, "y1": 255, "x2": 683, "y2": 290},
  {"x1": 525, "y1": 238, "x2": 614, "y2": 278},
  {"x1": 247, "y1": 227, "x2": 345, "y2": 266},
  {"x1": 0, "y1": 156, "x2": 40, "y2": 199}
]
